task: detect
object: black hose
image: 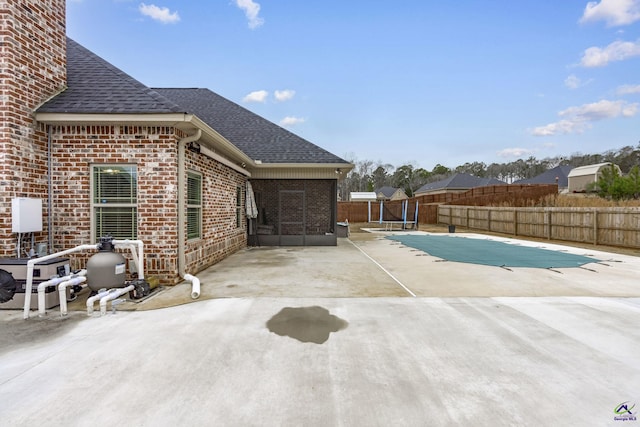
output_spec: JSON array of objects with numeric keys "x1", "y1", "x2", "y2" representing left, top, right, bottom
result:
[{"x1": 0, "y1": 269, "x2": 16, "y2": 304}]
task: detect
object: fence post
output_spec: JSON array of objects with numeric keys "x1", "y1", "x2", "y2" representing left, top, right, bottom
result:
[
  {"x1": 466, "y1": 207, "x2": 470, "y2": 229},
  {"x1": 513, "y1": 208, "x2": 518, "y2": 236},
  {"x1": 487, "y1": 208, "x2": 491, "y2": 232},
  {"x1": 593, "y1": 208, "x2": 598, "y2": 245},
  {"x1": 546, "y1": 209, "x2": 552, "y2": 240}
]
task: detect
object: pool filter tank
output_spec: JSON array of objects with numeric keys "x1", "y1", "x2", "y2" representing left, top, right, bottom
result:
[{"x1": 86, "y1": 237, "x2": 126, "y2": 292}]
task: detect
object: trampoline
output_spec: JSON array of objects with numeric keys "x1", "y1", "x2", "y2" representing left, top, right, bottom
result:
[{"x1": 387, "y1": 234, "x2": 600, "y2": 269}]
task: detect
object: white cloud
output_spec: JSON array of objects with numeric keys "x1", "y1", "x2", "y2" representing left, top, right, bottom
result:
[
  {"x1": 580, "y1": 39, "x2": 640, "y2": 67},
  {"x1": 139, "y1": 3, "x2": 180, "y2": 24},
  {"x1": 274, "y1": 89, "x2": 296, "y2": 102},
  {"x1": 497, "y1": 148, "x2": 535, "y2": 158},
  {"x1": 580, "y1": 0, "x2": 640, "y2": 26},
  {"x1": 242, "y1": 90, "x2": 268, "y2": 103},
  {"x1": 279, "y1": 116, "x2": 306, "y2": 127},
  {"x1": 617, "y1": 84, "x2": 640, "y2": 94},
  {"x1": 531, "y1": 99, "x2": 639, "y2": 136},
  {"x1": 235, "y1": 0, "x2": 264, "y2": 29},
  {"x1": 564, "y1": 74, "x2": 581, "y2": 89}
]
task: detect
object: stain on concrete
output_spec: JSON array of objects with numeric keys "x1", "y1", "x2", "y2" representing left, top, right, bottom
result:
[
  {"x1": 0, "y1": 311, "x2": 85, "y2": 355},
  {"x1": 266, "y1": 306, "x2": 348, "y2": 344}
]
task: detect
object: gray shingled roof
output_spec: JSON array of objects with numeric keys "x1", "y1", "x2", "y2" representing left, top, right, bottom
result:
[
  {"x1": 38, "y1": 38, "x2": 349, "y2": 165},
  {"x1": 38, "y1": 38, "x2": 183, "y2": 114},
  {"x1": 375, "y1": 186, "x2": 400, "y2": 198},
  {"x1": 514, "y1": 165, "x2": 573, "y2": 187},
  {"x1": 417, "y1": 173, "x2": 506, "y2": 193},
  {"x1": 155, "y1": 88, "x2": 349, "y2": 164}
]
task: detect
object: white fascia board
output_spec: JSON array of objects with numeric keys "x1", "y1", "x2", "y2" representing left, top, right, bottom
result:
[
  {"x1": 35, "y1": 112, "x2": 254, "y2": 167},
  {"x1": 254, "y1": 162, "x2": 354, "y2": 170},
  {"x1": 34, "y1": 112, "x2": 191, "y2": 126}
]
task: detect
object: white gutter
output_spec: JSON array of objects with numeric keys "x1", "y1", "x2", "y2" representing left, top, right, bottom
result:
[
  {"x1": 99, "y1": 285, "x2": 134, "y2": 316},
  {"x1": 199, "y1": 145, "x2": 250, "y2": 177},
  {"x1": 178, "y1": 130, "x2": 202, "y2": 279},
  {"x1": 58, "y1": 276, "x2": 87, "y2": 316},
  {"x1": 24, "y1": 244, "x2": 100, "y2": 319}
]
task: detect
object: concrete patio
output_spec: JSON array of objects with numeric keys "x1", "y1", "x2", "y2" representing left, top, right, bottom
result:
[{"x1": 1, "y1": 230, "x2": 639, "y2": 426}]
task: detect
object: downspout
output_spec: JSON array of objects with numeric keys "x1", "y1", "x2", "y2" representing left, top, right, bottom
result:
[
  {"x1": 177, "y1": 130, "x2": 202, "y2": 279},
  {"x1": 47, "y1": 125, "x2": 53, "y2": 254}
]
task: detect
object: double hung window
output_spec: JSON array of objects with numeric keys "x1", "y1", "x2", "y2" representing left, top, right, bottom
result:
[{"x1": 92, "y1": 165, "x2": 137, "y2": 240}]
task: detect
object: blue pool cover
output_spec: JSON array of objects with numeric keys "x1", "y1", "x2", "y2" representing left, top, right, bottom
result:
[{"x1": 386, "y1": 234, "x2": 599, "y2": 268}]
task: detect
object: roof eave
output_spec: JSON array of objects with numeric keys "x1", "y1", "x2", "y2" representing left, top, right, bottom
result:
[
  {"x1": 34, "y1": 112, "x2": 191, "y2": 126},
  {"x1": 253, "y1": 162, "x2": 354, "y2": 170},
  {"x1": 34, "y1": 113, "x2": 352, "y2": 174}
]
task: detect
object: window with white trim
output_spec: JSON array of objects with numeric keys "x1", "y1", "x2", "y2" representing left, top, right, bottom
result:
[
  {"x1": 236, "y1": 186, "x2": 242, "y2": 228},
  {"x1": 187, "y1": 171, "x2": 202, "y2": 239},
  {"x1": 92, "y1": 165, "x2": 137, "y2": 240}
]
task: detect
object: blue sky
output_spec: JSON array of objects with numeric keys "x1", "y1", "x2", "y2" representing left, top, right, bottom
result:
[{"x1": 67, "y1": 0, "x2": 640, "y2": 170}]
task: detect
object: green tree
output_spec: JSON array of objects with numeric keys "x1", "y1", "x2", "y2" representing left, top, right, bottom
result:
[{"x1": 589, "y1": 164, "x2": 640, "y2": 200}]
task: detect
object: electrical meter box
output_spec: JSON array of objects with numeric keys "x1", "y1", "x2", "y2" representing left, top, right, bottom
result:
[
  {"x1": 12, "y1": 198, "x2": 43, "y2": 233},
  {"x1": 0, "y1": 258, "x2": 70, "y2": 309}
]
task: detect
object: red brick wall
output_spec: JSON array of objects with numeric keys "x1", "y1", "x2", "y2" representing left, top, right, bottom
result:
[
  {"x1": 48, "y1": 125, "x2": 179, "y2": 282},
  {"x1": 0, "y1": 2, "x2": 247, "y2": 284},
  {"x1": 0, "y1": 1, "x2": 66, "y2": 257},
  {"x1": 184, "y1": 146, "x2": 247, "y2": 275},
  {"x1": 47, "y1": 125, "x2": 246, "y2": 284}
]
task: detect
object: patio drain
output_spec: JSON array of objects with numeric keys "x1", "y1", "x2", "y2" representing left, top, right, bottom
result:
[{"x1": 266, "y1": 306, "x2": 348, "y2": 344}]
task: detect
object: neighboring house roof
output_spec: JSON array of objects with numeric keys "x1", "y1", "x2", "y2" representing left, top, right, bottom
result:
[
  {"x1": 568, "y1": 162, "x2": 619, "y2": 178},
  {"x1": 155, "y1": 88, "x2": 347, "y2": 165},
  {"x1": 38, "y1": 38, "x2": 183, "y2": 114},
  {"x1": 37, "y1": 38, "x2": 350, "y2": 166},
  {"x1": 514, "y1": 165, "x2": 573, "y2": 187},
  {"x1": 375, "y1": 186, "x2": 399, "y2": 198},
  {"x1": 416, "y1": 173, "x2": 505, "y2": 194}
]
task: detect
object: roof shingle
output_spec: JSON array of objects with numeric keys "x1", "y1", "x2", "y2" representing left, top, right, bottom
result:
[
  {"x1": 155, "y1": 88, "x2": 348, "y2": 164},
  {"x1": 38, "y1": 38, "x2": 349, "y2": 165},
  {"x1": 38, "y1": 38, "x2": 183, "y2": 114}
]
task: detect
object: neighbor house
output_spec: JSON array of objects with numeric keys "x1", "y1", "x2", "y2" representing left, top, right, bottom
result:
[
  {"x1": 375, "y1": 186, "x2": 408, "y2": 201},
  {"x1": 567, "y1": 162, "x2": 621, "y2": 193},
  {"x1": 414, "y1": 173, "x2": 506, "y2": 197},
  {"x1": 0, "y1": 1, "x2": 352, "y2": 284},
  {"x1": 514, "y1": 165, "x2": 573, "y2": 192}
]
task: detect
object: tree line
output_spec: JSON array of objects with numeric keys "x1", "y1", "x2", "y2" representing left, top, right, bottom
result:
[{"x1": 338, "y1": 144, "x2": 640, "y2": 200}]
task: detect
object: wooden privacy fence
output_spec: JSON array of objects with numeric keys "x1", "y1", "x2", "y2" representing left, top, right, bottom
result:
[
  {"x1": 438, "y1": 205, "x2": 640, "y2": 248},
  {"x1": 337, "y1": 184, "x2": 558, "y2": 225}
]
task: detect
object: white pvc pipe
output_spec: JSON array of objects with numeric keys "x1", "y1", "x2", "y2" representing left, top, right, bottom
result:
[
  {"x1": 24, "y1": 244, "x2": 99, "y2": 319},
  {"x1": 58, "y1": 276, "x2": 87, "y2": 316},
  {"x1": 113, "y1": 240, "x2": 144, "y2": 280},
  {"x1": 86, "y1": 289, "x2": 111, "y2": 316},
  {"x1": 37, "y1": 269, "x2": 87, "y2": 316},
  {"x1": 37, "y1": 276, "x2": 69, "y2": 316},
  {"x1": 99, "y1": 285, "x2": 134, "y2": 316},
  {"x1": 184, "y1": 274, "x2": 201, "y2": 299}
]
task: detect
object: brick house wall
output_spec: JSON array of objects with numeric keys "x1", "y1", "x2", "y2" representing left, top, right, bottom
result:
[
  {"x1": 184, "y1": 143, "x2": 247, "y2": 275},
  {"x1": 0, "y1": 0, "x2": 66, "y2": 257},
  {"x1": 46, "y1": 124, "x2": 246, "y2": 284}
]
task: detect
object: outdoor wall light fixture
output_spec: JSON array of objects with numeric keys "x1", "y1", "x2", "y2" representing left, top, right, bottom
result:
[
  {"x1": 335, "y1": 168, "x2": 342, "y2": 174},
  {"x1": 187, "y1": 141, "x2": 201, "y2": 153}
]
